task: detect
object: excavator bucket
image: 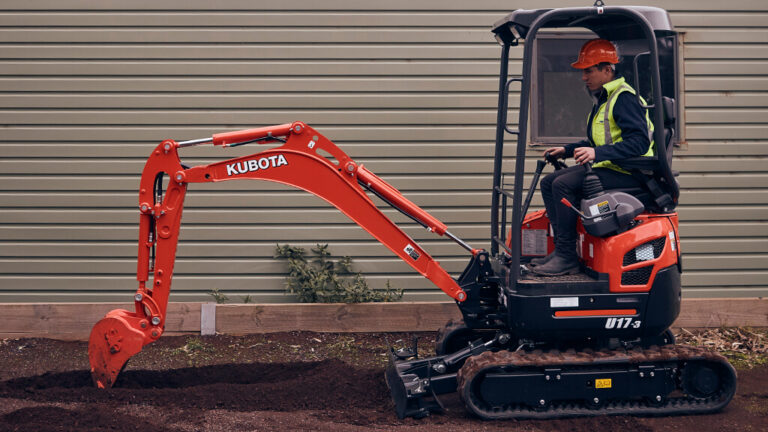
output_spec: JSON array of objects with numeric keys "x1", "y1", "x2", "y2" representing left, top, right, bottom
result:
[{"x1": 88, "y1": 309, "x2": 149, "y2": 388}]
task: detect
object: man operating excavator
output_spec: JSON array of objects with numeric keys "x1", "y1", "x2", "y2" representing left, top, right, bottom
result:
[{"x1": 532, "y1": 38, "x2": 655, "y2": 276}]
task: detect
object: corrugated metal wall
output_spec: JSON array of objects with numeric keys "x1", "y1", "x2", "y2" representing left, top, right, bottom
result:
[{"x1": 0, "y1": 1, "x2": 766, "y2": 302}]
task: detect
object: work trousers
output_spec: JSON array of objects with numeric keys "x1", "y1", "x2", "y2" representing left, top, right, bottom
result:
[{"x1": 540, "y1": 165, "x2": 642, "y2": 260}]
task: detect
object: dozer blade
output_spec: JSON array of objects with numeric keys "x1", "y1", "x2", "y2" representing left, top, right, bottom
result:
[{"x1": 88, "y1": 310, "x2": 149, "y2": 388}]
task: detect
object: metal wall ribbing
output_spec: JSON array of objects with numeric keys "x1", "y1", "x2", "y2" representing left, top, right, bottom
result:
[{"x1": 0, "y1": 1, "x2": 766, "y2": 302}]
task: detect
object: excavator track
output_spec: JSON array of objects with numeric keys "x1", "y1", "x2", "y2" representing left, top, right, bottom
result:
[{"x1": 457, "y1": 344, "x2": 737, "y2": 420}]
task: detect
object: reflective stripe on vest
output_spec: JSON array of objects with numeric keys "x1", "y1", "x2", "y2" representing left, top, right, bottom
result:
[{"x1": 590, "y1": 77, "x2": 654, "y2": 174}]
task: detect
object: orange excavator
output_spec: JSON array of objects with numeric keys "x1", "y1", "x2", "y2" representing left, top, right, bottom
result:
[{"x1": 89, "y1": 3, "x2": 737, "y2": 420}]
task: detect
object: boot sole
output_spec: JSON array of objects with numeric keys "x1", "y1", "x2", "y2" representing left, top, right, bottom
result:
[{"x1": 531, "y1": 266, "x2": 581, "y2": 277}]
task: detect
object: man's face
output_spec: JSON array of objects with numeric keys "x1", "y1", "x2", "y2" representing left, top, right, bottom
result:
[{"x1": 581, "y1": 65, "x2": 614, "y2": 92}]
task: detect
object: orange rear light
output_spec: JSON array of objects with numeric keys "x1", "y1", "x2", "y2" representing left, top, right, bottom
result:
[{"x1": 554, "y1": 309, "x2": 637, "y2": 317}]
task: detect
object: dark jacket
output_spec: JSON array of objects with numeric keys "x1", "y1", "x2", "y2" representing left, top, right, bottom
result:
[{"x1": 564, "y1": 84, "x2": 651, "y2": 163}]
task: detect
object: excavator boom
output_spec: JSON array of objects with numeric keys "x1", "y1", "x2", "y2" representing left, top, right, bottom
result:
[{"x1": 89, "y1": 121, "x2": 470, "y2": 388}]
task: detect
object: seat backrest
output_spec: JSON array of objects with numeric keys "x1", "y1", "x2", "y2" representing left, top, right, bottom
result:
[
  {"x1": 609, "y1": 95, "x2": 679, "y2": 212},
  {"x1": 661, "y1": 96, "x2": 675, "y2": 167}
]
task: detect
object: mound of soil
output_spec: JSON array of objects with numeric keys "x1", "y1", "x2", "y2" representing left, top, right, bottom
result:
[{"x1": 1, "y1": 332, "x2": 766, "y2": 431}]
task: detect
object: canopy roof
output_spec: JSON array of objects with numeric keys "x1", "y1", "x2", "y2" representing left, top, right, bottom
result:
[{"x1": 492, "y1": 6, "x2": 675, "y2": 44}]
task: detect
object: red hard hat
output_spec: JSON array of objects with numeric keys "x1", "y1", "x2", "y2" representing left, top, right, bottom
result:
[{"x1": 571, "y1": 39, "x2": 619, "y2": 69}]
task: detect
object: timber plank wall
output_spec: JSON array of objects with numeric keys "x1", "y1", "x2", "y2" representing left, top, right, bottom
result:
[
  {"x1": 1, "y1": 299, "x2": 766, "y2": 340},
  {"x1": 0, "y1": 0, "x2": 766, "y2": 303}
]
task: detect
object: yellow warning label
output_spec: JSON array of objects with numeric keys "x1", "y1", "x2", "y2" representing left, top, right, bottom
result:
[{"x1": 595, "y1": 378, "x2": 612, "y2": 389}]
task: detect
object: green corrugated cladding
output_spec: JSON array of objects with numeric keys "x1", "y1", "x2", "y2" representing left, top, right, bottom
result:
[{"x1": 0, "y1": 0, "x2": 766, "y2": 302}]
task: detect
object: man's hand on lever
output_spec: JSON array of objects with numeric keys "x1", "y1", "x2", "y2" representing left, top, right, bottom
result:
[
  {"x1": 544, "y1": 146, "x2": 566, "y2": 159},
  {"x1": 573, "y1": 147, "x2": 596, "y2": 165}
]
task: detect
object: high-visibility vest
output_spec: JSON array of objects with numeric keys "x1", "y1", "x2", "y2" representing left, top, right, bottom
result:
[{"x1": 590, "y1": 77, "x2": 654, "y2": 174}]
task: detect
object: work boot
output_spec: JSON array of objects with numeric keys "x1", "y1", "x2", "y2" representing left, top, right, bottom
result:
[
  {"x1": 531, "y1": 253, "x2": 580, "y2": 276},
  {"x1": 529, "y1": 252, "x2": 556, "y2": 267}
]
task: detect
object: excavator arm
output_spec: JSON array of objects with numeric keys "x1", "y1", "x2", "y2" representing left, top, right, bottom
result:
[{"x1": 89, "y1": 121, "x2": 473, "y2": 388}]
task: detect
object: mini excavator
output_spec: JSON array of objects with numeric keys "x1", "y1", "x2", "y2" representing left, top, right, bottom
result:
[{"x1": 89, "y1": 3, "x2": 737, "y2": 420}]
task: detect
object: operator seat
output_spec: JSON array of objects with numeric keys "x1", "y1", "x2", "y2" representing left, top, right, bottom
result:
[{"x1": 608, "y1": 96, "x2": 678, "y2": 213}]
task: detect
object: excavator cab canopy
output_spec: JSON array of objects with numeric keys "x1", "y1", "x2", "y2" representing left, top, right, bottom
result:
[
  {"x1": 492, "y1": 6, "x2": 675, "y2": 44},
  {"x1": 488, "y1": 4, "x2": 680, "y2": 272}
]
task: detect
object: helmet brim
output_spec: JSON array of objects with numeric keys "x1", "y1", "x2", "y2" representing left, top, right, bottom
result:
[
  {"x1": 571, "y1": 59, "x2": 618, "y2": 69},
  {"x1": 570, "y1": 60, "x2": 594, "y2": 69}
]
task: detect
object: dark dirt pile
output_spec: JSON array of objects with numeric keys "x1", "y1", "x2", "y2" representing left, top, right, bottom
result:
[
  {"x1": 1, "y1": 360, "x2": 389, "y2": 414},
  {"x1": 1, "y1": 331, "x2": 766, "y2": 432}
]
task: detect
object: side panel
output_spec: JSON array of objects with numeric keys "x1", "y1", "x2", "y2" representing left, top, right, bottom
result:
[
  {"x1": 518, "y1": 209, "x2": 555, "y2": 258},
  {"x1": 507, "y1": 263, "x2": 680, "y2": 341},
  {"x1": 642, "y1": 265, "x2": 682, "y2": 337},
  {"x1": 581, "y1": 214, "x2": 680, "y2": 293},
  {"x1": 508, "y1": 291, "x2": 649, "y2": 341},
  {"x1": 508, "y1": 213, "x2": 682, "y2": 341}
]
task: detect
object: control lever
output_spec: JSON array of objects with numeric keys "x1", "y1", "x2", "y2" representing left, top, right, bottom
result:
[
  {"x1": 544, "y1": 152, "x2": 567, "y2": 170},
  {"x1": 521, "y1": 159, "x2": 547, "y2": 217}
]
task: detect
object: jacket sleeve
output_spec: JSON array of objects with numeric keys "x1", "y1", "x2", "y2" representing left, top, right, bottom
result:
[{"x1": 593, "y1": 91, "x2": 651, "y2": 162}]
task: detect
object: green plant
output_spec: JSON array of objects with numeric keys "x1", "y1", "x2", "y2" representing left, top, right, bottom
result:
[
  {"x1": 208, "y1": 288, "x2": 229, "y2": 304},
  {"x1": 172, "y1": 337, "x2": 214, "y2": 356},
  {"x1": 275, "y1": 243, "x2": 403, "y2": 303},
  {"x1": 241, "y1": 295, "x2": 253, "y2": 304}
]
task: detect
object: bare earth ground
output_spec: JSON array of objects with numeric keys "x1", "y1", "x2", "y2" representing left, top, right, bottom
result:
[{"x1": 0, "y1": 330, "x2": 766, "y2": 432}]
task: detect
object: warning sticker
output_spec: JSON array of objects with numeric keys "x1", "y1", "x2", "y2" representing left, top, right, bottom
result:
[
  {"x1": 589, "y1": 200, "x2": 611, "y2": 216},
  {"x1": 522, "y1": 229, "x2": 548, "y2": 256},
  {"x1": 595, "y1": 378, "x2": 612, "y2": 389},
  {"x1": 404, "y1": 244, "x2": 420, "y2": 260}
]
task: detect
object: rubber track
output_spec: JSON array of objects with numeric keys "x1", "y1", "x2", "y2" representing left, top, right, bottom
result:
[{"x1": 457, "y1": 344, "x2": 737, "y2": 420}]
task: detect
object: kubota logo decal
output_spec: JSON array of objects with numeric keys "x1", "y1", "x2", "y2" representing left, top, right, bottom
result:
[{"x1": 226, "y1": 154, "x2": 288, "y2": 176}]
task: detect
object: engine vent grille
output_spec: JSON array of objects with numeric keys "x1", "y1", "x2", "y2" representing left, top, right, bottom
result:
[
  {"x1": 621, "y1": 266, "x2": 654, "y2": 286},
  {"x1": 623, "y1": 237, "x2": 666, "y2": 266}
]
